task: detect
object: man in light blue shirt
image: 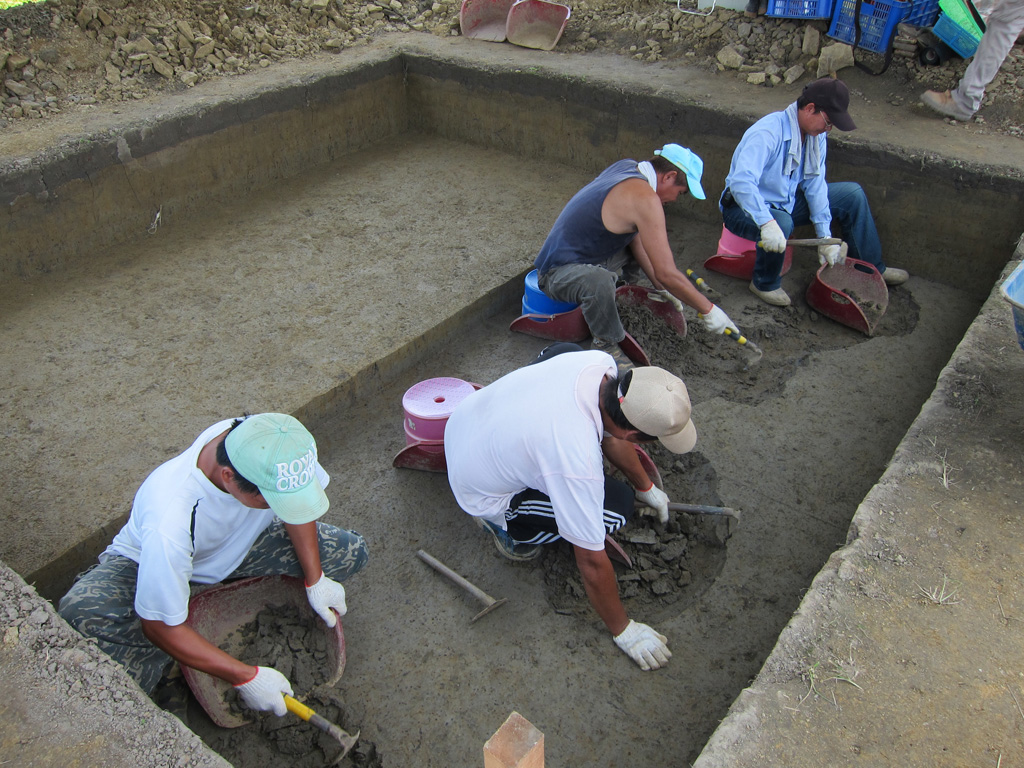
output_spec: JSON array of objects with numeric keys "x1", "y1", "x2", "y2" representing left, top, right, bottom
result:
[{"x1": 720, "y1": 77, "x2": 909, "y2": 307}]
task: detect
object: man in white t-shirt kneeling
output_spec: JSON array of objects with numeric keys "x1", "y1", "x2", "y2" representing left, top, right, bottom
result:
[
  {"x1": 444, "y1": 343, "x2": 696, "y2": 671},
  {"x1": 59, "y1": 412, "x2": 369, "y2": 716}
]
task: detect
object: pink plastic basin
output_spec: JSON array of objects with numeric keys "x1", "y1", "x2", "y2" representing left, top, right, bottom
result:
[
  {"x1": 717, "y1": 225, "x2": 757, "y2": 257},
  {"x1": 706, "y1": 224, "x2": 793, "y2": 279},
  {"x1": 402, "y1": 377, "x2": 477, "y2": 445}
]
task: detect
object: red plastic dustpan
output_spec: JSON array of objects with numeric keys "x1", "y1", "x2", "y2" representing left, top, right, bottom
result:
[
  {"x1": 509, "y1": 306, "x2": 591, "y2": 342},
  {"x1": 393, "y1": 441, "x2": 448, "y2": 472},
  {"x1": 505, "y1": 0, "x2": 571, "y2": 50},
  {"x1": 460, "y1": 0, "x2": 517, "y2": 41},
  {"x1": 181, "y1": 575, "x2": 346, "y2": 728},
  {"x1": 805, "y1": 258, "x2": 889, "y2": 336},
  {"x1": 615, "y1": 284, "x2": 687, "y2": 338},
  {"x1": 635, "y1": 445, "x2": 663, "y2": 489},
  {"x1": 704, "y1": 247, "x2": 793, "y2": 280},
  {"x1": 619, "y1": 332, "x2": 651, "y2": 367}
]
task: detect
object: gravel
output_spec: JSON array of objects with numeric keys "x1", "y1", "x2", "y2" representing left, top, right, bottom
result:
[{"x1": 1, "y1": 0, "x2": 1021, "y2": 137}]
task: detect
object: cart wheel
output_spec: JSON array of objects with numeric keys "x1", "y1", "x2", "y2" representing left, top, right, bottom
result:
[{"x1": 920, "y1": 45, "x2": 942, "y2": 65}]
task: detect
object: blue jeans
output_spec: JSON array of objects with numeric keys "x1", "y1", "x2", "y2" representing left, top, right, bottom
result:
[{"x1": 721, "y1": 181, "x2": 886, "y2": 291}]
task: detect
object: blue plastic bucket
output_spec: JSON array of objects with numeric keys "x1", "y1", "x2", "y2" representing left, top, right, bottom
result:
[
  {"x1": 999, "y1": 260, "x2": 1024, "y2": 352},
  {"x1": 523, "y1": 269, "x2": 578, "y2": 315}
]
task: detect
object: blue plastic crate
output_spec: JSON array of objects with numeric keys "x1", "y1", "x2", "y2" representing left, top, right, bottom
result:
[
  {"x1": 905, "y1": 0, "x2": 939, "y2": 26},
  {"x1": 999, "y1": 260, "x2": 1024, "y2": 352},
  {"x1": 933, "y1": 11, "x2": 981, "y2": 56},
  {"x1": 767, "y1": 0, "x2": 835, "y2": 18},
  {"x1": 828, "y1": 0, "x2": 909, "y2": 53}
]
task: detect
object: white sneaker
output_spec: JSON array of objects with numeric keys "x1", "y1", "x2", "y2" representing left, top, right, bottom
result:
[
  {"x1": 882, "y1": 267, "x2": 909, "y2": 286},
  {"x1": 749, "y1": 282, "x2": 791, "y2": 307}
]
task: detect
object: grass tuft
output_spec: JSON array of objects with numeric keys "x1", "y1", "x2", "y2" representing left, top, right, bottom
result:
[{"x1": 916, "y1": 575, "x2": 961, "y2": 605}]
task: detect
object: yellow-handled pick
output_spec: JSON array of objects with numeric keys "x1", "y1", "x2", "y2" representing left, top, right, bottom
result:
[
  {"x1": 685, "y1": 268, "x2": 719, "y2": 295},
  {"x1": 285, "y1": 694, "x2": 360, "y2": 762}
]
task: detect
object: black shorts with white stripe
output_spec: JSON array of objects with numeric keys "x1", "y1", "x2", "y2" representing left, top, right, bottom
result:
[{"x1": 504, "y1": 476, "x2": 635, "y2": 546}]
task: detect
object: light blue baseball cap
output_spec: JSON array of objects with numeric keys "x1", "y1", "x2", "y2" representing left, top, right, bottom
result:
[{"x1": 654, "y1": 143, "x2": 706, "y2": 200}]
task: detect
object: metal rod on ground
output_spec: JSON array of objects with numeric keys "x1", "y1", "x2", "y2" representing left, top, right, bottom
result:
[
  {"x1": 667, "y1": 501, "x2": 740, "y2": 521},
  {"x1": 756, "y1": 236, "x2": 843, "y2": 249},
  {"x1": 786, "y1": 237, "x2": 842, "y2": 246},
  {"x1": 635, "y1": 500, "x2": 741, "y2": 522},
  {"x1": 416, "y1": 549, "x2": 508, "y2": 622}
]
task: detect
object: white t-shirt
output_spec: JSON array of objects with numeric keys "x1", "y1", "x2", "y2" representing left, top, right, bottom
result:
[
  {"x1": 444, "y1": 350, "x2": 614, "y2": 552},
  {"x1": 102, "y1": 418, "x2": 330, "y2": 626}
]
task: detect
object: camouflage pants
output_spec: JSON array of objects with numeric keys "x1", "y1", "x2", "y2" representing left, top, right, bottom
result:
[{"x1": 57, "y1": 521, "x2": 369, "y2": 694}]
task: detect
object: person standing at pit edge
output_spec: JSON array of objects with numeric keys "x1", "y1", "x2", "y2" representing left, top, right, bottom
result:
[
  {"x1": 921, "y1": 0, "x2": 1024, "y2": 122},
  {"x1": 533, "y1": 143, "x2": 743, "y2": 374},
  {"x1": 444, "y1": 342, "x2": 699, "y2": 671},
  {"x1": 720, "y1": 77, "x2": 909, "y2": 308},
  {"x1": 59, "y1": 413, "x2": 369, "y2": 717}
]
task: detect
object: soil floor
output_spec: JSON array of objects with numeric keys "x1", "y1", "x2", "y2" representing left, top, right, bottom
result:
[{"x1": 0, "y1": 18, "x2": 1023, "y2": 768}]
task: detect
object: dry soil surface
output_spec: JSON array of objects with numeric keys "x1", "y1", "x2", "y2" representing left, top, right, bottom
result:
[{"x1": 2, "y1": 2, "x2": 1024, "y2": 768}]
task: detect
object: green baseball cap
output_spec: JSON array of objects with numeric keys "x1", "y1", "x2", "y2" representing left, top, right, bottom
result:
[
  {"x1": 225, "y1": 413, "x2": 329, "y2": 524},
  {"x1": 654, "y1": 143, "x2": 707, "y2": 200}
]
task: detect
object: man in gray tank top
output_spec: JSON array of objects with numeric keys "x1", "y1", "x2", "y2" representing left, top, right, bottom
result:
[{"x1": 534, "y1": 144, "x2": 740, "y2": 371}]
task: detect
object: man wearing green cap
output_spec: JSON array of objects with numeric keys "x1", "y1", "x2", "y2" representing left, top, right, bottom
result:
[
  {"x1": 59, "y1": 413, "x2": 369, "y2": 717},
  {"x1": 534, "y1": 143, "x2": 741, "y2": 372}
]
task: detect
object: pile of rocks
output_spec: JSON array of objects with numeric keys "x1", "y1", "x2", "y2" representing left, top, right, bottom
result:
[
  {"x1": 0, "y1": 0, "x2": 463, "y2": 119},
  {"x1": 0, "y1": 0, "x2": 1021, "y2": 134}
]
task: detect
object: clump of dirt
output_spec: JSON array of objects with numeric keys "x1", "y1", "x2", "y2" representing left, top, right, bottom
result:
[
  {"x1": 540, "y1": 435, "x2": 734, "y2": 622},
  {"x1": 540, "y1": 508, "x2": 733, "y2": 621},
  {"x1": 189, "y1": 603, "x2": 381, "y2": 768},
  {"x1": 617, "y1": 279, "x2": 919, "y2": 407},
  {"x1": 226, "y1": 603, "x2": 336, "y2": 700}
]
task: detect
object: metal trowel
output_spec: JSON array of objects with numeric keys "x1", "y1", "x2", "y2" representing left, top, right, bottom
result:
[{"x1": 724, "y1": 328, "x2": 764, "y2": 369}]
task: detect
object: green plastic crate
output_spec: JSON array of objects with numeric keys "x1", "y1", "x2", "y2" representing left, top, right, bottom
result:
[{"x1": 937, "y1": 0, "x2": 982, "y2": 35}]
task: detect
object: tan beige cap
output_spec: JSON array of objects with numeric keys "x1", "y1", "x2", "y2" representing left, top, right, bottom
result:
[{"x1": 619, "y1": 367, "x2": 697, "y2": 454}]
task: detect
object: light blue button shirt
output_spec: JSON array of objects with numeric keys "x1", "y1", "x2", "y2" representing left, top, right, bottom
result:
[{"x1": 724, "y1": 103, "x2": 832, "y2": 238}]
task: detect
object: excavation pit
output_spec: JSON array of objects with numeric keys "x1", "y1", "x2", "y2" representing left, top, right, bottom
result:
[{"x1": 2, "y1": 38, "x2": 1022, "y2": 768}]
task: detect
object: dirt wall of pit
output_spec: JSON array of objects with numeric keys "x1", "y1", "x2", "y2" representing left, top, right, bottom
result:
[
  {"x1": 4, "y1": 37, "x2": 1023, "y2": 296},
  {"x1": 0, "y1": 560, "x2": 231, "y2": 767},
  {"x1": 4, "y1": 24, "x2": 1024, "y2": 668}
]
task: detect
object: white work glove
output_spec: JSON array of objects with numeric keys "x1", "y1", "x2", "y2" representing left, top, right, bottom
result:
[
  {"x1": 656, "y1": 289, "x2": 685, "y2": 313},
  {"x1": 234, "y1": 666, "x2": 294, "y2": 716},
  {"x1": 817, "y1": 241, "x2": 848, "y2": 267},
  {"x1": 635, "y1": 483, "x2": 670, "y2": 525},
  {"x1": 698, "y1": 304, "x2": 740, "y2": 336},
  {"x1": 759, "y1": 220, "x2": 787, "y2": 253},
  {"x1": 613, "y1": 619, "x2": 672, "y2": 671},
  {"x1": 306, "y1": 571, "x2": 347, "y2": 627}
]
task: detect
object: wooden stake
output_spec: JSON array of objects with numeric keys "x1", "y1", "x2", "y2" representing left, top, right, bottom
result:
[{"x1": 483, "y1": 712, "x2": 544, "y2": 768}]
